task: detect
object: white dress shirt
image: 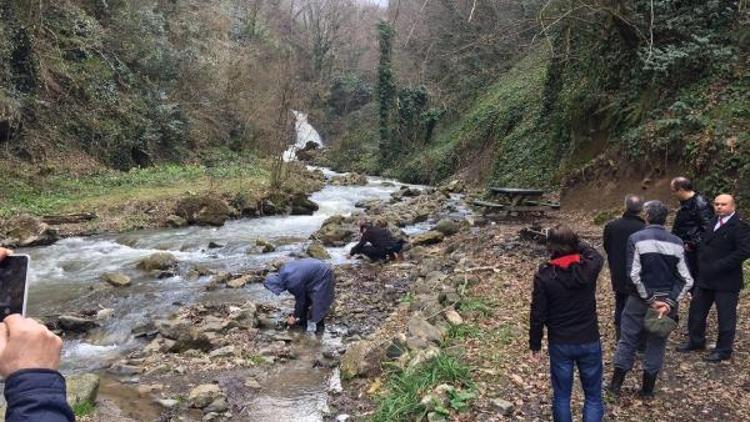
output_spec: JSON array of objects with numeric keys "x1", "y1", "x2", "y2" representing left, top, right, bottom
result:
[{"x1": 714, "y1": 212, "x2": 735, "y2": 231}]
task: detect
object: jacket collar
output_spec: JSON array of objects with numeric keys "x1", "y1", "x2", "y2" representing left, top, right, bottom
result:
[
  {"x1": 549, "y1": 254, "x2": 581, "y2": 269},
  {"x1": 645, "y1": 224, "x2": 666, "y2": 231},
  {"x1": 622, "y1": 212, "x2": 645, "y2": 222}
]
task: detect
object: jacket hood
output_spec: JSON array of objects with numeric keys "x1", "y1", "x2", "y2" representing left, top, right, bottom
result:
[
  {"x1": 547, "y1": 253, "x2": 589, "y2": 288},
  {"x1": 263, "y1": 272, "x2": 286, "y2": 295}
]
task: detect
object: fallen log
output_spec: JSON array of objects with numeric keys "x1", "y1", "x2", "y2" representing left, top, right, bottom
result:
[{"x1": 42, "y1": 212, "x2": 97, "y2": 225}]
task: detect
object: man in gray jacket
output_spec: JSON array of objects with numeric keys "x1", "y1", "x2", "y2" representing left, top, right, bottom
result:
[{"x1": 610, "y1": 201, "x2": 693, "y2": 398}]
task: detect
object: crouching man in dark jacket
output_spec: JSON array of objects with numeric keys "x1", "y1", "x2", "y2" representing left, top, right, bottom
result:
[
  {"x1": 529, "y1": 225, "x2": 605, "y2": 422},
  {"x1": 263, "y1": 258, "x2": 335, "y2": 334},
  {"x1": 0, "y1": 248, "x2": 73, "y2": 422},
  {"x1": 610, "y1": 201, "x2": 693, "y2": 398}
]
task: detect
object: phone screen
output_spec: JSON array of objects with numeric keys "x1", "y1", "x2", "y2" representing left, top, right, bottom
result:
[{"x1": 0, "y1": 255, "x2": 29, "y2": 320}]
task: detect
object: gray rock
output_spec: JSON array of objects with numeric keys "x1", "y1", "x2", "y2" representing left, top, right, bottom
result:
[
  {"x1": 444, "y1": 308, "x2": 464, "y2": 325},
  {"x1": 306, "y1": 241, "x2": 331, "y2": 259},
  {"x1": 255, "y1": 238, "x2": 276, "y2": 253},
  {"x1": 204, "y1": 397, "x2": 228, "y2": 413},
  {"x1": 209, "y1": 345, "x2": 236, "y2": 358},
  {"x1": 156, "y1": 398, "x2": 179, "y2": 409},
  {"x1": 411, "y1": 231, "x2": 445, "y2": 246},
  {"x1": 174, "y1": 195, "x2": 231, "y2": 227},
  {"x1": 137, "y1": 252, "x2": 178, "y2": 272},
  {"x1": 433, "y1": 218, "x2": 459, "y2": 236},
  {"x1": 101, "y1": 272, "x2": 131, "y2": 287},
  {"x1": 66, "y1": 373, "x2": 100, "y2": 407},
  {"x1": 58, "y1": 315, "x2": 98, "y2": 333},
  {"x1": 491, "y1": 397, "x2": 515, "y2": 416},
  {"x1": 1, "y1": 214, "x2": 59, "y2": 247},
  {"x1": 166, "y1": 215, "x2": 188, "y2": 227},
  {"x1": 407, "y1": 314, "x2": 444, "y2": 345},
  {"x1": 188, "y1": 384, "x2": 223, "y2": 409}
]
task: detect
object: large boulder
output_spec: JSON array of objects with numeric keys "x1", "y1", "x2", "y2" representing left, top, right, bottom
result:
[
  {"x1": 411, "y1": 231, "x2": 445, "y2": 246},
  {"x1": 433, "y1": 219, "x2": 459, "y2": 236},
  {"x1": 255, "y1": 238, "x2": 276, "y2": 253},
  {"x1": 306, "y1": 241, "x2": 331, "y2": 259},
  {"x1": 174, "y1": 195, "x2": 231, "y2": 226},
  {"x1": 156, "y1": 318, "x2": 212, "y2": 352},
  {"x1": 137, "y1": 252, "x2": 178, "y2": 272},
  {"x1": 311, "y1": 215, "x2": 358, "y2": 246},
  {"x1": 188, "y1": 384, "x2": 224, "y2": 409},
  {"x1": 407, "y1": 313, "x2": 444, "y2": 345},
  {"x1": 290, "y1": 194, "x2": 319, "y2": 215},
  {"x1": 340, "y1": 340, "x2": 383, "y2": 379},
  {"x1": 0, "y1": 214, "x2": 59, "y2": 247},
  {"x1": 330, "y1": 173, "x2": 368, "y2": 186},
  {"x1": 66, "y1": 373, "x2": 100, "y2": 407},
  {"x1": 101, "y1": 272, "x2": 131, "y2": 287},
  {"x1": 58, "y1": 315, "x2": 99, "y2": 333}
]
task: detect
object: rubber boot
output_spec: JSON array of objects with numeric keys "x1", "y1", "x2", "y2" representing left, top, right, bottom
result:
[
  {"x1": 639, "y1": 371, "x2": 658, "y2": 399},
  {"x1": 608, "y1": 367, "x2": 628, "y2": 397}
]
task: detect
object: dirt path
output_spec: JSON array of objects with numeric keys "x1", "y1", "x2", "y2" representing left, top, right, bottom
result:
[{"x1": 332, "y1": 213, "x2": 750, "y2": 421}]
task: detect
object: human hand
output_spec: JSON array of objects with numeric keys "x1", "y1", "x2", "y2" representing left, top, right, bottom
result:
[
  {"x1": 650, "y1": 301, "x2": 671, "y2": 318},
  {"x1": 0, "y1": 247, "x2": 13, "y2": 262},
  {"x1": 0, "y1": 315, "x2": 63, "y2": 378},
  {"x1": 286, "y1": 315, "x2": 297, "y2": 326}
]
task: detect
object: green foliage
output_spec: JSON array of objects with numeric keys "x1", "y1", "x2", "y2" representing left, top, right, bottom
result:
[
  {"x1": 0, "y1": 153, "x2": 266, "y2": 217},
  {"x1": 327, "y1": 73, "x2": 372, "y2": 116},
  {"x1": 447, "y1": 324, "x2": 481, "y2": 340},
  {"x1": 457, "y1": 297, "x2": 493, "y2": 317},
  {"x1": 373, "y1": 352, "x2": 474, "y2": 422},
  {"x1": 72, "y1": 401, "x2": 95, "y2": 417},
  {"x1": 376, "y1": 21, "x2": 397, "y2": 168}
]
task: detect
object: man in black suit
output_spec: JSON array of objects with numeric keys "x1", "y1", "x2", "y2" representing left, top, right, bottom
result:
[
  {"x1": 603, "y1": 195, "x2": 646, "y2": 340},
  {"x1": 677, "y1": 194, "x2": 750, "y2": 362}
]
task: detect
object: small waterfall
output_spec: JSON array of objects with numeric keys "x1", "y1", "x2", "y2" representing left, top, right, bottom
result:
[{"x1": 284, "y1": 111, "x2": 323, "y2": 162}]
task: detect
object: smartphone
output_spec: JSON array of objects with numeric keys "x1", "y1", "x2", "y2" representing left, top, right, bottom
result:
[{"x1": 0, "y1": 255, "x2": 30, "y2": 320}]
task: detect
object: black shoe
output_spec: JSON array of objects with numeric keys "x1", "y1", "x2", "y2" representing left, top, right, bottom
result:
[
  {"x1": 703, "y1": 351, "x2": 731, "y2": 362},
  {"x1": 608, "y1": 367, "x2": 628, "y2": 397},
  {"x1": 676, "y1": 342, "x2": 705, "y2": 353},
  {"x1": 639, "y1": 371, "x2": 658, "y2": 399}
]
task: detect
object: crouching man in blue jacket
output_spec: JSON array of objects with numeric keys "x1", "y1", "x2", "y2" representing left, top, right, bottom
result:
[
  {"x1": 0, "y1": 247, "x2": 74, "y2": 422},
  {"x1": 263, "y1": 258, "x2": 335, "y2": 334}
]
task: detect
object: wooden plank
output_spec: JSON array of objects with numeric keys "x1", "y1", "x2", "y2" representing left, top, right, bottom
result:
[
  {"x1": 524, "y1": 200, "x2": 561, "y2": 209},
  {"x1": 489, "y1": 187, "x2": 544, "y2": 196},
  {"x1": 472, "y1": 200, "x2": 505, "y2": 209}
]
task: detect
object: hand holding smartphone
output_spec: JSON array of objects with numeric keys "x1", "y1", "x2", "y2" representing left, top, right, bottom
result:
[{"x1": 0, "y1": 254, "x2": 30, "y2": 320}]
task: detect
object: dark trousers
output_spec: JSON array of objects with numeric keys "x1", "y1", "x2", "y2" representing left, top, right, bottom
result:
[
  {"x1": 687, "y1": 287, "x2": 739, "y2": 355},
  {"x1": 549, "y1": 342, "x2": 604, "y2": 422},
  {"x1": 357, "y1": 245, "x2": 388, "y2": 261},
  {"x1": 685, "y1": 250, "x2": 699, "y2": 292},
  {"x1": 614, "y1": 292, "x2": 628, "y2": 341},
  {"x1": 295, "y1": 294, "x2": 325, "y2": 334}
]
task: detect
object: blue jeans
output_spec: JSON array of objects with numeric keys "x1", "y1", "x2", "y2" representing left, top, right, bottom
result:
[{"x1": 549, "y1": 342, "x2": 604, "y2": 422}]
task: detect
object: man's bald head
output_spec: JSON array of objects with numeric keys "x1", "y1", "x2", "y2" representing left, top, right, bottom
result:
[
  {"x1": 713, "y1": 194, "x2": 736, "y2": 217},
  {"x1": 670, "y1": 177, "x2": 695, "y2": 201}
]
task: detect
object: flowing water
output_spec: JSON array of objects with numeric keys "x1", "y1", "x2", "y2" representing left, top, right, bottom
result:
[{"x1": 9, "y1": 115, "x2": 461, "y2": 420}]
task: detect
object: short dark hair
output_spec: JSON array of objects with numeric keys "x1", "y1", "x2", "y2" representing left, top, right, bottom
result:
[
  {"x1": 644, "y1": 200, "x2": 668, "y2": 225},
  {"x1": 671, "y1": 177, "x2": 693, "y2": 192},
  {"x1": 546, "y1": 224, "x2": 579, "y2": 257},
  {"x1": 624, "y1": 195, "x2": 643, "y2": 213}
]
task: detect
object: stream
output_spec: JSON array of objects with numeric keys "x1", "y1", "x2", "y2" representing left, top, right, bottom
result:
[{"x1": 11, "y1": 113, "x2": 436, "y2": 421}]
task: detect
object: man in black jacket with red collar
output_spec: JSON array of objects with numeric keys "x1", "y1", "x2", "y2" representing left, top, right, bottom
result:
[{"x1": 678, "y1": 194, "x2": 750, "y2": 362}]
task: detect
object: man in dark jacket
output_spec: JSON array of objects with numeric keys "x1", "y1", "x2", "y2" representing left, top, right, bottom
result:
[
  {"x1": 678, "y1": 194, "x2": 750, "y2": 361},
  {"x1": 0, "y1": 248, "x2": 74, "y2": 421},
  {"x1": 610, "y1": 201, "x2": 693, "y2": 398},
  {"x1": 670, "y1": 177, "x2": 714, "y2": 279},
  {"x1": 1, "y1": 314, "x2": 74, "y2": 422},
  {"x1": 529, "y1": 225, "x2": 605, "y2": 422},
  {"x1": 263, "y1": 258, "x2": 335, "y2": 334},
  {"x1": 349, "y1": 222, "x2": 405, "y2": 261},
  {"x1": 603, "y1": 195, "x2": 646, "y2": 340}
]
